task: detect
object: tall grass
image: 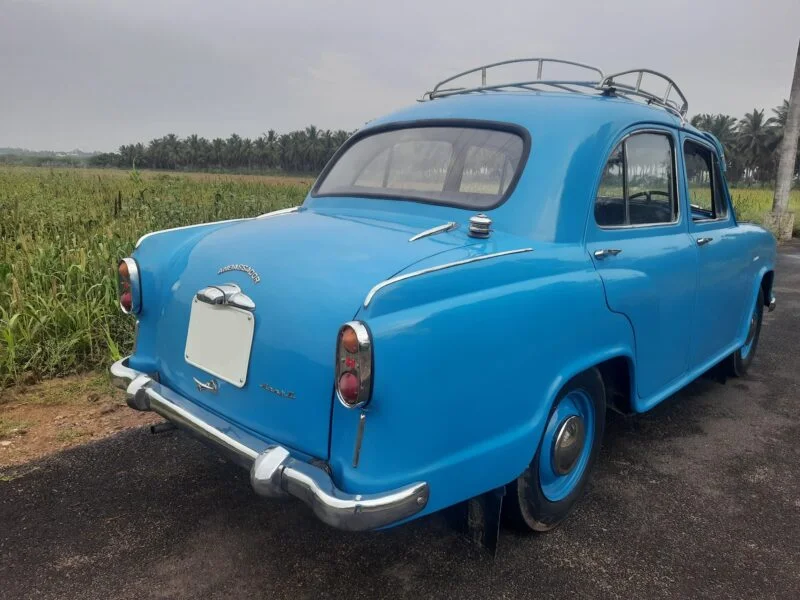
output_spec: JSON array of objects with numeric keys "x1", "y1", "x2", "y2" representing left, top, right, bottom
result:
[
  {"x1": 729, "y1": 188, "x2": 800, "y2": 232},
  {"x1": 0, "y1": 166, "x2": 797, "y2": 388},
  {"x1": 0, "y1": 167, "x2": 308, "y2": 388}
]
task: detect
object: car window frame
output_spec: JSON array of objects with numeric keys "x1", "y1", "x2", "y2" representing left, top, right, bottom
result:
[
  {"x1": 682, "y1": 137, "x2": 730, "y2": 224},
  {"x1": 310, "y1": 119, "x2": 532, "y2": 211},
  {"x1": 593, "y1": 128, "x2": 681, "y2": 230}
]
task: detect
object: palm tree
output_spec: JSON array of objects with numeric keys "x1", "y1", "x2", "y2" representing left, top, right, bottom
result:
[
  {"x1": 773, "y1": 99, "x2": 790, "y2": 130},
  {"x1": 737, "y1": 109, "x2": 776, "y2": 182},
  {"x1": 772, "y1": 40, "x2": 800, "y2": 222},
  {"x1": 692, "y1": 113, "x2": 741, "y2": 180}
]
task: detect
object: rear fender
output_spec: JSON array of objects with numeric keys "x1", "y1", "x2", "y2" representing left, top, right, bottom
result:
[
  {"x1": 736, "y1": 227, "x2": 777, "y2": 345},
  {"x1": 328, "y1": 245, "x2": 635, "y2": 521}
]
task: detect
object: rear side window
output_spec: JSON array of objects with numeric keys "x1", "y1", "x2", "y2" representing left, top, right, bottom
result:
[
  {"x1": 684, "y1": 141, "x2": 728, "y2": 221},
  {"x1": 314, "y1": 126, "x2": 526, "y2": 210},
  {"x1": 595, "y1": 132, "x2": 677, "y2": 227}
]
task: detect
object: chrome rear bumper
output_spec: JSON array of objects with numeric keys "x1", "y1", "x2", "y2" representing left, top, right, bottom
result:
[{"x1": 110, "y1": 357, "x2": 429, "y2": 531}]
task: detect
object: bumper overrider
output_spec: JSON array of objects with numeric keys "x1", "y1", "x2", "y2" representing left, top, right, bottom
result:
[{"x1": 110, "y1": 357, "x2": 429, "y2": 531}]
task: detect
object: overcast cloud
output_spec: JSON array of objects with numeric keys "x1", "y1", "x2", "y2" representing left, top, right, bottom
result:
[{"x1": 1, "y1": 0, "x2": 798, "y2": 151}]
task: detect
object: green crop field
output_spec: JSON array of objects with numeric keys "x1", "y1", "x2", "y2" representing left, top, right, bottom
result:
[
  {"x1": 0, "y1": 165, "x2": 797, "y2": 389},
  {"x1": 0, "y1": 166, "x2": 309, "y2": 388}
]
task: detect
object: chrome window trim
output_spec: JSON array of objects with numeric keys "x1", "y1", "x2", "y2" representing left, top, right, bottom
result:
[
  {"x1": 408, "y1": 221, "x2": 458, "y2": 242},
  {"x1": 682, "y1": 137, "x2": 730, "y2": 224},
  {"x1": 363, "y1": 248, "x2": 533, "y2": 308},
  {"x1": 594, "y1": 128, "x2": 681, "y2": 231},
  {"x1": 310, "y1": 119, "x2": 532, "y2": 212}
]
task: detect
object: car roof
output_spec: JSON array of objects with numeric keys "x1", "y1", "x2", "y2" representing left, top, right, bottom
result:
[{"x1": 367, "y1": 91, "x2": 683, "y2": 135}]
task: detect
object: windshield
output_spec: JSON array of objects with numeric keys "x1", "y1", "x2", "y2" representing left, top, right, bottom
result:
[{"x1": 313, "y1": 125, "x2": 527, "y2": 209}]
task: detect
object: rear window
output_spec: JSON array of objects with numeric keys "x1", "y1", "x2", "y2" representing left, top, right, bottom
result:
[{"x1": 313, "y1": 126, "x2": 527, "y2": 209}]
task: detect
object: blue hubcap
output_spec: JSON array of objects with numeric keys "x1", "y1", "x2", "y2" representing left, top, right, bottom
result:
[
  {"x1": 741, "y1": 302, "x2": 759, "y2": 359},
  {"x1": 539, "y1": 390, "x2": 595, "y2": 502}
]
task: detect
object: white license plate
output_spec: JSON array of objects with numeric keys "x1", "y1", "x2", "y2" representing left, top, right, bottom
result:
[{"x1": 184, "y1": 299, "x2": 255, "y2": 388}]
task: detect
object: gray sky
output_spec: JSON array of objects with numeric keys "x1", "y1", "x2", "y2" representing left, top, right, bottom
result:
[{"x1": 2, "y1": 0, "x2": 798, "y2": 152}]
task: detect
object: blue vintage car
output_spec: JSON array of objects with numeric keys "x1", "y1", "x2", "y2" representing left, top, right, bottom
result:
[{"x1": 111, "y1": 59, "x2": 777, "y2": 538}]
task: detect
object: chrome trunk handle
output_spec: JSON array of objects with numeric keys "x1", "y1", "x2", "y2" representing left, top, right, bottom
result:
[
  {"x1": 196, "y1": 284, "x2": 255, "y2": 311},
  {"x1": 193, "y1": 377, "x2": 218, "y2": 393}
]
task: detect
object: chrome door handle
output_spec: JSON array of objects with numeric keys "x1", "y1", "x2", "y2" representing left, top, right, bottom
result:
[
  {"x1": 593, "y1": 248, "x2": 622, "y2": 259},
  {"x1": 696, "y1": 237, "x2": 714, "y2": 246}
]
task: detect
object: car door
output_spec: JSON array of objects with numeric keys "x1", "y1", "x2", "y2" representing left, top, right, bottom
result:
[
  {"x1": 681, "y1": 134, "x2": 749, "y2": 367},
  {"x1": 588, "y1": 129, "x2": 696, "y2": 404}
]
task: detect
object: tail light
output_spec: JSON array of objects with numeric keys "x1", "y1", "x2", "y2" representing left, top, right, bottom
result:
[
  {"x1": 117, "y1": 257, "x2": 141, "y2": 315},
  {"x1": 335, "y1": 321, "x2": 373, "y2": 408}
]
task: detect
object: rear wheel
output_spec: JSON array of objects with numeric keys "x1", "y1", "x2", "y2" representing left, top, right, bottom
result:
[
  {"x1": 504, "y1": 368, "x2": 605, "y2": 532},
  {"x1": 728, "y1": 288, "x2": 764, "y2": 377}
]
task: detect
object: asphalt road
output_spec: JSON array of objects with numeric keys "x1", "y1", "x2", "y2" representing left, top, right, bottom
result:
[{"x1": 2, "y1": 244, "x2": 799, "y2": 600}]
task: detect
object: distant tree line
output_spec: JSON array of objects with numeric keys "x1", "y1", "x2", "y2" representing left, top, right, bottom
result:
[
  {"x1": 690, "y1": 100, "x2": 797, "y2": 184},
  {"x1": 88, "y1": 126, "x2": 351, "y2": 174},
  {"x1": 5, "y1": 98, "x2": 797, "y2": 182}
]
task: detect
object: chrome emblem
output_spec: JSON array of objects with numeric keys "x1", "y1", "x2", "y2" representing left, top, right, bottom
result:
[
  {"x1": 260, "y1": 383, "x2": 296, "y2": 400},
  {"x1": 217, "y1": 264, "x2": 261, "y2": 284}
]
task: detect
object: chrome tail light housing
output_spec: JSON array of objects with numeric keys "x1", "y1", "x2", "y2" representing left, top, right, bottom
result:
[
  {"x1": 335, "y1": 321, "x2": 373, "y2": 408},
  {"x1": 117, "y1": 257, "x2": 142, "y2": 315}
]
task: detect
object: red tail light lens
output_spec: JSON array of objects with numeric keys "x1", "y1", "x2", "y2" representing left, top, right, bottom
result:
[
  {"x1": 337, "y1": 372, "x2": 360, "y2": 403},
  {"x1": 120, "y1": 291, "x2": 133, "y2": 312},
  {"x1": 335, "y1": 322, "x2": 373, "y2": 409},
  {"x1": 117, "y1": 258, "x2": 141, "y2": 315}
]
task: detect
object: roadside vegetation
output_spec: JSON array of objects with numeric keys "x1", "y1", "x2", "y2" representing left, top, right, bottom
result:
[{"x1": 0, "y1": 166, "x2": 797, "y2": 389}]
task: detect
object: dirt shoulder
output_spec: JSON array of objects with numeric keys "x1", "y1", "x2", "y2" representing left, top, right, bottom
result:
[{"x1": 0, "y1": 373, "x2": 160, "y2": 471}]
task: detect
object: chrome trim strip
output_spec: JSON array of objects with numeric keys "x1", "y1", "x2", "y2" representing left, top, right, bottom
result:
[
  {"x1": 408, "y1": 221, "x2": 457, "y2": 242},
  {"x1": 363, "y1": 247, "x2": 533, "y2": 308},
  {"x1": 109, "y1": 357, "x2": 429, "y2": 531},
  {"x1": 352, "y1": 412, "x2": 367, "y2": 468},
  {"x1": 135, "y1": 218, "x2": 249, "y2": 249},
  {"x1": 135, "y1": 208, "x2": 300, "y2": 249},
  {"x1": 132, "y1": 320, "x2": 140, "y2": 354},
  {"x1": 118, "y1": 257, "x2": 142, "y2": 314},
  {"x1": 256, "y1": 206, "x2": 300, "y2": 219}
]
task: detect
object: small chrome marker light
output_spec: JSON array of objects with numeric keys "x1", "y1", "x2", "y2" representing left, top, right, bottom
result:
[
  {"x1": 468, "y1": 213, "x2": 492, "y2": 238},
  {"x1": 117, "y1": 257, "x2": 142, "y2": 315},
  {"x1": 335, "y1": 321, "x2": 373, "y2": 409}
]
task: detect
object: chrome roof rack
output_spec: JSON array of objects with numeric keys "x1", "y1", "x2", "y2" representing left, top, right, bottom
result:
[
  {"x1": 422, "y1": 58, "x2": 605, "y2": 100},
  {"x1": 423, "y1": 59, "x2": 689, "y2": 121},
  {"x1": 598, "y1": 69, "x2": 689, "y2": 119}
]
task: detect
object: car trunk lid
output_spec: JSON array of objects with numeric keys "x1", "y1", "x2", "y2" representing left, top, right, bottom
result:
[{"x1": 151, "y1": 207, "x2": 469, "y2": 458}]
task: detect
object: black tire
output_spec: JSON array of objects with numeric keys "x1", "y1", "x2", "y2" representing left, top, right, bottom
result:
[
  {"x1": 504, "y1": 368, "x2": 606, "y2": 532},
  {"x1": 728, "y1": 288, "x2": 764, "y2": 377}
]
